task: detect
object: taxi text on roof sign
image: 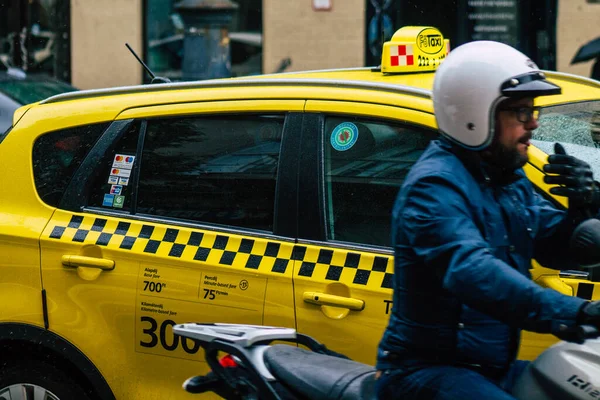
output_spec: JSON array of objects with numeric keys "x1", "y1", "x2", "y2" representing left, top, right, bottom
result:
[{"x1": 381, "y1": 26, "x2": 450, "y2": 74}]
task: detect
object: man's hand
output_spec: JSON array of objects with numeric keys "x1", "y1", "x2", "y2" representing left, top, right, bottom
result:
[
  {"x1": 574, "y1": 301, "x2": 600, "y2": 341},
  {"x1": 579, "y1": 301, "x2": 600, "y2": 324},
  {"x1": 543, "y1": 143, "x2": 600, "y2": 215},
  {"x1": 554, "y1": 301, "x2": 600, "y2": 343}
]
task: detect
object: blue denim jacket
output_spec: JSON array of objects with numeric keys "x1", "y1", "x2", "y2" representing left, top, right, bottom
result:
[{"x1": 377, "y1": 139, "x2": 586, "y2": 371}]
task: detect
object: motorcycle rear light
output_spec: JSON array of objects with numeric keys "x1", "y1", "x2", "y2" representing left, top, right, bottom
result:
[{"x1": 219, "y1": 354, "x2": 238, "y2": 368}]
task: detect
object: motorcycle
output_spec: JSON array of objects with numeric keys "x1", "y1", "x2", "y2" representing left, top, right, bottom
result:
[{"x1": 173, "y1": 322, "x2": 600, "y2": 400}]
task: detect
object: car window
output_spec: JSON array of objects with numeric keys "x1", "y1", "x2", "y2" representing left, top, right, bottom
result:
[
  {"x1": 136, "y1": 114, "x2": 285, "y2": 232},
  {"x1": 0, "y1": 92, "x2": 20, "y2": 135},
  {"x1": 87, "y1": 121, "x2": 142, "y2": 212},
  {"x1": 32, "y1": 123, "x2": 108, "y2": 206},
  {"x1": 324, "y1": 116, "x2": 436, "y2": 247},
  {"x1": 532, "y1": 100, "x2": 600, "y2": 178},
  {"x1": 0, "y1": 79, "x2": 77, "y2": 105}
]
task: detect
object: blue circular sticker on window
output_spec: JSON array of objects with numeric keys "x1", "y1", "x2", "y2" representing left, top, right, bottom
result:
[{"x1": 331, "y1": 122, "x2": 359, "y2": 151}]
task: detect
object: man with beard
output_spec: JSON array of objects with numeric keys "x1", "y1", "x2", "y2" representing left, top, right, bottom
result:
[{"x1": 375, "y1": 41, "x2": 600, "y2": 400}]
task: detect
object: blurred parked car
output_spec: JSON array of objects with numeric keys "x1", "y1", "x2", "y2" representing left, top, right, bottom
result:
[{"x1": 0, "y1": 64, "x2": 77, "y2": 133}]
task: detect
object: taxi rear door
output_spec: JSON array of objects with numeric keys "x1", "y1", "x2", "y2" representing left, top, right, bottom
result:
[
  {"x1": 293, "y1": 102, "x2": 438, "y2": 365},
  {"x1": 39, "y1": 100, "x2": 303, "y2": 399}
]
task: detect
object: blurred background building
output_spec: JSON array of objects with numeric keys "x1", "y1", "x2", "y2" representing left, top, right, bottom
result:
[{"x1": 0, "y1": 0, "x2": 598, "y2": 90}]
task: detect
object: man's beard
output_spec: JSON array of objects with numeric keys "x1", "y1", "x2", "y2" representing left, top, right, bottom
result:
[{"x1": 481, "y1": 135, "x2": 530, "y2": 172}]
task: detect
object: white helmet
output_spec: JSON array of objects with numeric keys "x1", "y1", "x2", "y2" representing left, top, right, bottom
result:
[{"x1": 432, "y1": 41, "x2": 561, "y2": 150}]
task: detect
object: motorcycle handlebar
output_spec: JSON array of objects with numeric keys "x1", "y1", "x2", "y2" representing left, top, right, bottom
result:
[
  {"x1": 554, "y1": 324, "x2": 599, "y2": 344},
  {"x1": 576, "y1": 324, "x2": 600, "y2": 342}
]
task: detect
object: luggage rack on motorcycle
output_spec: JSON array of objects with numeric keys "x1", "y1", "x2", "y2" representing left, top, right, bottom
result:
[
  {"x1": 173, "y1": 323, "x2": 298, "y2": 347},
  {"x1": 174, "y1": 322, "x2": 349, "y2": 356}
]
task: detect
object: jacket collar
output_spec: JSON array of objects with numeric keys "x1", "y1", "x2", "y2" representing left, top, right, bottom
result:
[{"x1": 438, "y1": 138, "x2": 523, "y2": 186}]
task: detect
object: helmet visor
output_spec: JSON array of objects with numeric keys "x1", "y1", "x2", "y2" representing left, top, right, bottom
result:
[{"x1": 500, "y1": 72, "x2": 561, "y2": 97}]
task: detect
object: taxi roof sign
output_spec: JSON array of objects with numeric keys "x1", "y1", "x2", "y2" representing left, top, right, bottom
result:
[{"x1": 381, "y1": 26, "x2": 450, "y2": 74}]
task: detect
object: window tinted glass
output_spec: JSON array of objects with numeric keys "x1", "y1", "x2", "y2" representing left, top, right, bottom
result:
[
  {"x1": 324, "y1": 117, "x2": 435, "y2": 247},
  {"x1": 0, "y1": 80, "x2": 77, "y2": 105},
  {"x1": 87, "y1": 121, "x2": 141, "y2": 212},
  {"x1": 33, "y1": 123, "x2": 107, "y2": 206},
  {"x1": 532, "y1": 100, "x2": 600, "y2": 178},
  {"x1": 137, "y1": 115, "x2": 284, "y2": 231}
]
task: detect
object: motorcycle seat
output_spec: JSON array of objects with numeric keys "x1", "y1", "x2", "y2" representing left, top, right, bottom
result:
[{"x1": 264, "y1": 344, "x2": 376, "y2": 400}]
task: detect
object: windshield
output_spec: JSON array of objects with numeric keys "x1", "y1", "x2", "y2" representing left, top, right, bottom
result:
[
  {"x1": 0, "y1": 79, "x2": 77, "y2": 105},
  {"x1": 532, "y1": 100, "x2": 600, "y2": 178}
]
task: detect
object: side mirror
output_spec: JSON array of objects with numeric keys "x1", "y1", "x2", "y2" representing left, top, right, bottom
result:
[{"x1": 570, "y1": 218, "x2": 600, "y2": 270}]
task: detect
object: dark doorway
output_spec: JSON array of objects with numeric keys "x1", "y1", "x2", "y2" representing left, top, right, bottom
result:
[
  {"x1": 143, "y1": 0, "x2": 263, "y2": 82},
  {"x1": 365, "y1": 0, "x2": 457, "y2": 66},
  {"x1": 457, "y1": 0, "x2": 557, "y2": 70},
  {"x1": 366, "y1": 0, "x2": 558, "y2": 70},
  {"x1": 0, "y1": 0, "x2": 71, "y2": 80}
]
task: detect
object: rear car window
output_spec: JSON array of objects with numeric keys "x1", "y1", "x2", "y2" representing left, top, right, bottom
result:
[
  {"x1": 33, "y1": 123, "x2": 107, "y2": 206},
  {"x1": 136, "y1": 115, "x2": 285, "y2": 232}
]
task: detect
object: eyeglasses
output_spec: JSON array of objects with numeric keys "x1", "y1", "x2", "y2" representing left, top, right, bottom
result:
[{"x1": 497, "y1": 106, "x2": 540, "y2": 123}]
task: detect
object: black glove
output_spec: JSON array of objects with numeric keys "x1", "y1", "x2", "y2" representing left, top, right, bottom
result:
[
  {"x1": 578, "y1": 301, "x2": 600, "y2": 324},
  {"x1": 554, "y1": 301, "x2": 600, "y2": 343},
  {"x1": 543, "y1": 143, "x2": 600, "y2": 216},
  {"x1": 570, "y1": 218, "x2": 600, "y2": 268},
  {"x1": 575, "y1": 301, "x2": 600, "y2": 341}
]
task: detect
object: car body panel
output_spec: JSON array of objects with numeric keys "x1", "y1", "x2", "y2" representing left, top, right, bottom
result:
[
  {"x1": 305, "y1": 100, "x2": 436, "y2": 127},
  {"x1": 537, "y1": 72, "x2": 600, "y2": 104},
  {"x1": 10, "y1": 102, "x2": 34, "y2": 128},
  {"x1": 0, "y1": 116, "x2": 53, "y2": 328},
  {"x1": 33, "y1": 98, "x2": 299, "y2": 399},
  {"x1": 40, "y1": 210, "x2": 139, "y2": 398},
  {"x1": 40, "y1": 209, "x2": 295, "y2": 398},
  {"x1": 116, "y1": 99, "x2": 305, "y2": 119},
  {"x1": 293, "y1": 240, "x2": 393, "y2": 366}
]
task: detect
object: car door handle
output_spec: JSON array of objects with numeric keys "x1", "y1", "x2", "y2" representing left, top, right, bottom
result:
[
  {"x1": 303, "y1": 292, "x2": 364, "y2": 311},
  {"x1": 61, "y1": 255, "x2": 115, "y2": 271}
]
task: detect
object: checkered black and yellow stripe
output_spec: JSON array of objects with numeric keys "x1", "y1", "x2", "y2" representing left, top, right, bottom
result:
[
  {"x1": 44, "y1": 213, "x2": 394, "y2": 289},
  {"x1": 291, "y1": 246, "x2": 394, "y2": 290}
]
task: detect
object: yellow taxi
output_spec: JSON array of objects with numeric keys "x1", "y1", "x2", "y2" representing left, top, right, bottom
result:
[{"x1": 0, "y1": 26, "x2": 599, "y2": 399}]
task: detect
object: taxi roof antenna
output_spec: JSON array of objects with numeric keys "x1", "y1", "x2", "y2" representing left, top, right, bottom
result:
[{"x1": 125, "y1": 43, "x2": 171, "y2": 84}]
